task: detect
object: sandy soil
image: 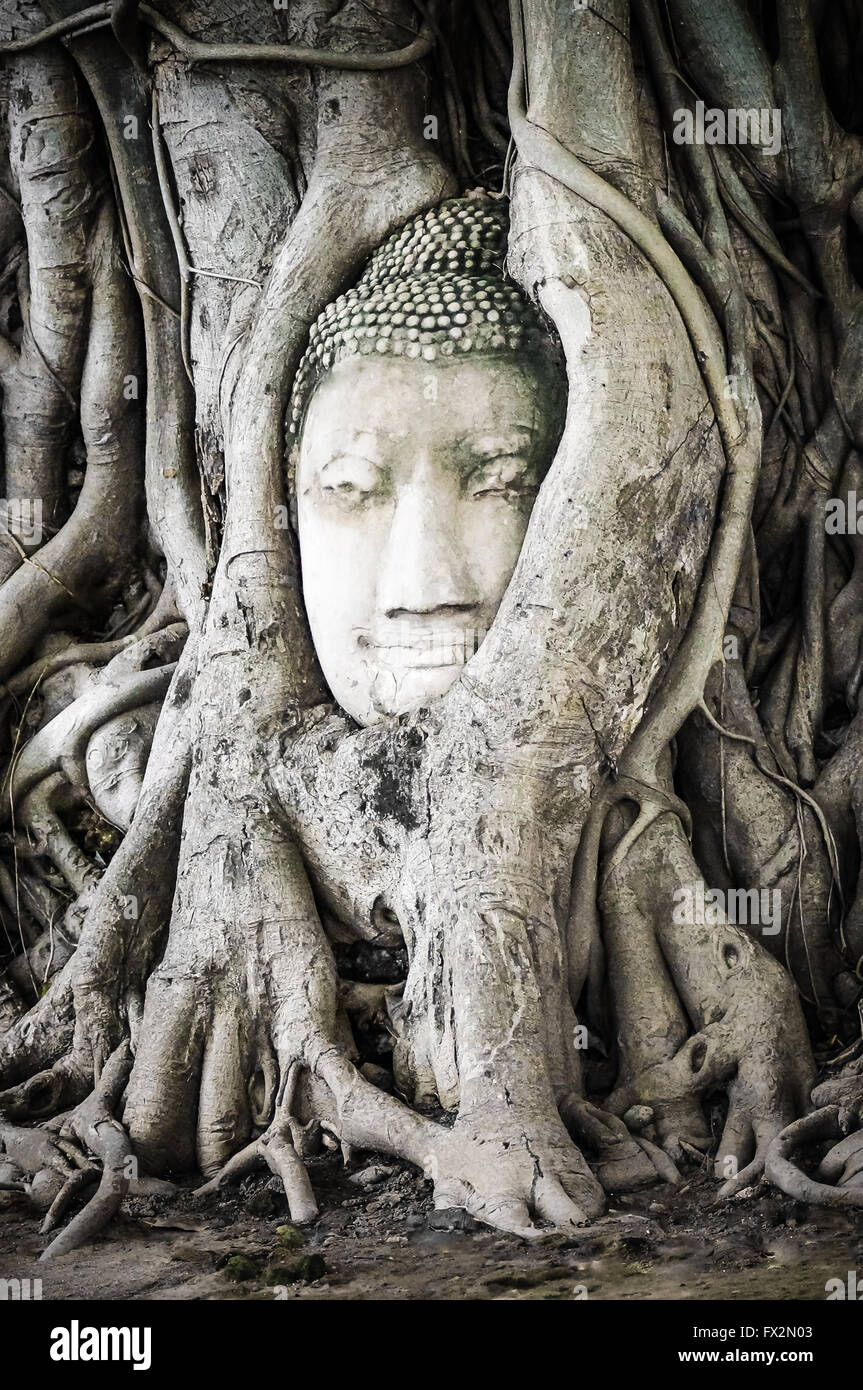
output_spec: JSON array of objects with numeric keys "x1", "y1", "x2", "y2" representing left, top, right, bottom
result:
[{"x1": 2, "y1": 1151, "x2": 861, "y2": 1301}]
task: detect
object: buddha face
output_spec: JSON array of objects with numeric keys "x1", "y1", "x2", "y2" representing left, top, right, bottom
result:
[{"x1": 296, "y1": 353, "x2": 563, "y2": 726}]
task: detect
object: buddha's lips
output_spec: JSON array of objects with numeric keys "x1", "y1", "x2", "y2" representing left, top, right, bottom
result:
[{"x1": 357, "y1": 629, "x2": 486, "y2": 669}]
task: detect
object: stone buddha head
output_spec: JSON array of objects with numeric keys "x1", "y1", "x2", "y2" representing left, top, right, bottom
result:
[{"x1": 288, "y1": 195, "x2": 566, "y2": 727}]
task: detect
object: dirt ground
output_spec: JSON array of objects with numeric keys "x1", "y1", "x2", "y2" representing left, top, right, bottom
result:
[{"x1": 2, "y1": 1150, "x2": 861, "y2": 1301}]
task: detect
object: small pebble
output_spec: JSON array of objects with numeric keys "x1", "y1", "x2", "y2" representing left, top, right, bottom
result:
[
  {"x1": 623, "y1": 1105, "x2": 654, "y2": 1133},
  {"x1": 348, "y1": 1163, "x2": 396, "y2": 1188}
]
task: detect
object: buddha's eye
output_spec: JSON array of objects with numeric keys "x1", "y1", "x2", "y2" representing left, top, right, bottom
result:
[
  {"x1": 318, "y1": 455, "x2": 382, "y2": 504},
  {"x1": 468, "y1": 454, "x2": 535, "y2": 499}
]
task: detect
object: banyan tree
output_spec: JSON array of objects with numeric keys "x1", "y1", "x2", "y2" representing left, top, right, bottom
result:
[{"x1": 1, "y1": 0, "x2": 863, "y2": 1258}]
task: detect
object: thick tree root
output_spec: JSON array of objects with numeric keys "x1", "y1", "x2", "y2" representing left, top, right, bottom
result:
[
  {"x1": 764, "y1": 1106, "x2": 863, "y2": 1209},
  {"x1": 560, "y1": 1094, "x2": 680, "y2": 1191},
  {"x1": 315, "y1": 1048, "x2": 606, "y2": 1236},
  {"x1": 40, "y1": 1042, "x2": 134, "y2": 1260},
  {"x1": 812, "y1": 1055, "x2": 863, "y2": 1124},
  {"x1": 816, "y1": 1128, "x2": 863, "y2": 1187},
  {"x1": 194, "y1": 1086, "x2": 319, "y2": 1225},
  {"x1": 0, "y1": 1115, "x2": 92, "y2": 1215},
  {"x1": 598, "y1": 809, "x2": 815, "y2": 1198},
  {"x1": 40, "y1": 1167, "x2": 99, "y2": 1235},
  {"x1": 0, "y1": 1059, "x2": 91, "y2": 1122}
]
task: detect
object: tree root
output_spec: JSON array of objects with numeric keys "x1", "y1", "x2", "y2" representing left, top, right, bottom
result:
[
  {"x1": 193, "y1": 1127, "x2": 318, "y2": 1225},
  {"x1": 1, "y1": 1, "x2": 437, "y2": 70},
  {"x1": 40, "y1": 1166, "x2": 99, "y2": 1234},
  {"x1": 0, "y1": 118, "x2": 145, "y2": 678},
  {"x1": 40, "y1": 1041, "x2": 134, "y2": 1260},
  {"x1": 560, "y1": 1094, "x2": 679, "y2": 1191},
  {"x1": 194, "y1": 1068, "x2": 319, "y2": 1225},
  {"x1": 0, "y1": 1058, "x2": 89, "y2": 1121},
  {"x1": 812, "y1": 1054, "x2": 863, "y2": 1123},
  {"x1": 598, "y1": 808, "x2": 815, "y2": 1199},
  {"x1": 816, "y1": 1128, "x2": 863, "y2": 1187},
  {"x1": 0, "y1": 1115, "x2": 86, "y2": 1187},
  {"x1": 316, "y1": 1047, "x2": 606, "y2": 1235},
  {"x1": 4, "y1": 660, "x2": 178, "y2": 814},
  {"x1": 764, "y1": 1106, "x2": 863, "y2": 1209},
  {"x1": 0, "y1": 639, "x2": 193, "y2": 1099}
]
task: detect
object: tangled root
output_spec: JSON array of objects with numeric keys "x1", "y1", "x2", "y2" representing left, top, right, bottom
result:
[
  {"x1": 765, "y1": 1106, "x2": 863, "y2": 1209},
  {"x1": 40, "y1": 1042, "x2": 134, "y2": 1260}
]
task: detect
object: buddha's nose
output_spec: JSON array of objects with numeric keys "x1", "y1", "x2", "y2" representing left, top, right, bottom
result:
[{"x1": 377, "y1": 468, "x2": 479, "y2": 620}]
